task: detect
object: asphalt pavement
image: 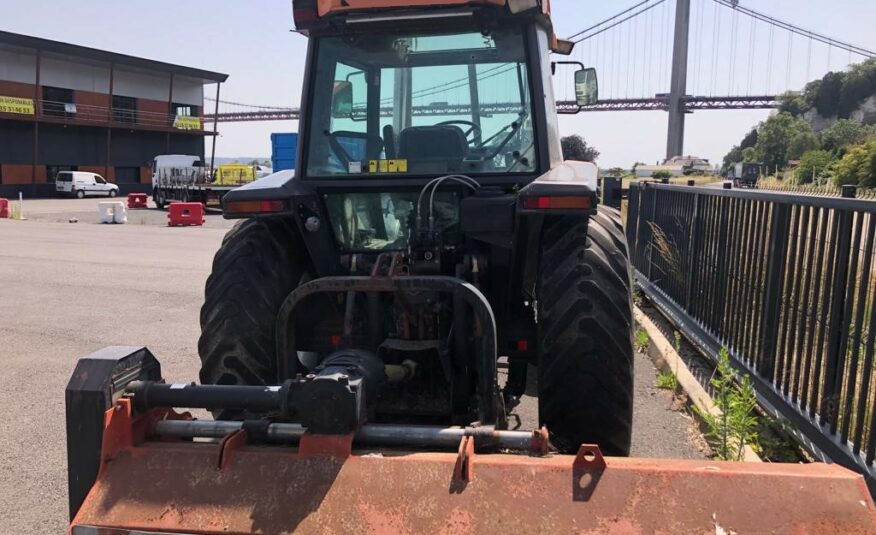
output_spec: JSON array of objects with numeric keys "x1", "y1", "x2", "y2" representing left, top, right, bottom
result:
[{"x1": 0, "y1": 199, "x2": 706, "y2": 534}]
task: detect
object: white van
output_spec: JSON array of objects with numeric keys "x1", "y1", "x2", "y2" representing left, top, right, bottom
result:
[{"x1": 56, "y1": 171, "x2": 119, "y2": 198}]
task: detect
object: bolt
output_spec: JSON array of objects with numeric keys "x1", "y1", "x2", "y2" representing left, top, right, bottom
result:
[
  {"x1": 338, "y1": 375, "x2": 349, "y2": 385},
  {"x1": 424, "y1": 251, "x2": 433, "y2": 261}
]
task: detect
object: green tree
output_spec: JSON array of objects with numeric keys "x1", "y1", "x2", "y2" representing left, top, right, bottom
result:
[
  {"x1": 741, "y1": 147, "x2": 757, "y2": 163},
  {"x1": 560, "y1": 134, "x2": 600, "y2": 162},
  {"x1": 795, "y1": 150, "x2": 834, "y2": 184},
  {"x1": 834, "y1": 140, "x2": 876, "y2": 187},
  {"x1": 777, "y1": 91, "x2": 809, "y2": 117},
  {"x1": 740, "y1": 128, "x2": 758, "y2": 150},
  {"x1": 651, "y1": 170, "x2": 672, "y2": 179},
  {"x1": 787, "y1": 129, "x2": 821, "y2": 160},
  {"x1": 722, "y1": 145, "x2": 743, "y2": 174},
  {"x1": 821, "y1": 120, "x2": 876, "y2": 153},
  {"x1": 814, "y1": 72, "x2": 843, "y2": 117},
  {"x1": 754, "y1": 112, "x2": 817, "y2": 171},
  {"x1": 607, "y1": 166, "x2": 626, "y2": 177}
]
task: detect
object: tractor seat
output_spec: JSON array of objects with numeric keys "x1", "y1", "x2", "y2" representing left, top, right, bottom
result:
[{"x1": 398, "y1": 125, "x2": 468, "y2": 163}]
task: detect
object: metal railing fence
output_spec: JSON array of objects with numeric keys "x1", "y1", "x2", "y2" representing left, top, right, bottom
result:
[{"x1": 627, "y1": 182, "x2": 876, "y2": 488}]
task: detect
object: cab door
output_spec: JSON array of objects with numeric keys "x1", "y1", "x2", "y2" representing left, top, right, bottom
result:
[{"x1": 93, "y1": 175, "x2": 110, "y2": 193}]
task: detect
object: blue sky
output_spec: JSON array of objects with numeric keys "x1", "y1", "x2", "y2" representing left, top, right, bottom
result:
[{"x1": 2, "y1": 1, "x2": 874, "y2": 168}]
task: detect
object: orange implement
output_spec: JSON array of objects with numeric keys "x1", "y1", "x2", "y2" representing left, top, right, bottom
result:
[{"x1": 69, "y1": 399, "x2": 876, "y2": 535}]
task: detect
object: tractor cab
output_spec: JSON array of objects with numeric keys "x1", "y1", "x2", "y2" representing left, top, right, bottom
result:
[{"x1": 227, "y1": 0, "x2": 597, "y2": 257}]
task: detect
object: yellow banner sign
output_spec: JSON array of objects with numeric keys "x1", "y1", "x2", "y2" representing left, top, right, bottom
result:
[
  {"x1": 0, "y1": 96, "x2": 35, "y2": 115},
  {"x1": 173, "y1": 115, "x2": 201, "y2": 130}
]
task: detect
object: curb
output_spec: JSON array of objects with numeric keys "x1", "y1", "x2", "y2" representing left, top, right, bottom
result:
[{"x1": 634, "y1": 306, "x2": 762, "y2": 463}]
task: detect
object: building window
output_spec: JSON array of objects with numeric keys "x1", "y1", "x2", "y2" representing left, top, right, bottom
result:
[
  {"x1": 46, "y1": 165, "x2": 78, "y2": 183},
  {"x1": 114, "y1": 167, "x2": 140, "y2": 184},
  {"x1": 172, "y1": 103, "x2": 199, "y2": 117},
  {"x1": 112, "y1": 95, "x2": 138, "y2": 124},
  {"x1": 42, "y1": 87, "x2": 75, "y2": 117}
]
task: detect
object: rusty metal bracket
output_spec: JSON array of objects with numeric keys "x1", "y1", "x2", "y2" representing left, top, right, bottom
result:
[
  {"x1": 572, "y1": 444, "x2": 606, "y2": 502},
  {"x1": 298, "y1": 433, "x2": 354, "y2": 458},
  {"x1": 452, "y1": 435, "x2": 475, "y2": 487},
  {"x1": 530, "y1": 426, "x2": 549, "y2": 456},
  {"x1": 216, "y1": 429, "x2": 248, "y2": 470}
]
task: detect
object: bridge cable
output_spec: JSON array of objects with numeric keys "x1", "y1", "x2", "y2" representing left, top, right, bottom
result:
[
  {"x1": 710, "y1": 0, "x2": 874, "y2": 58},
  {"x1": 728, "y1": 7, "x2": 739, "y2": 95},
  {"x1": 746, "y1": 18, "x2": 757, "y2": 96},
  {"x1": 786, "y1": 31, "x2": 793, "y2": 90},
  {"x1": 710, "y1": 1, "x2": 722, "y2": 96},
  {"x1": 806, "y1": 35, "x2": 813, "y2": 85},
  {"x1": 572, "y1": 0, "x2": 666, "y2": 44},
  {"x1": 568, "y1": 0, "x2": 654, "y2": 41},
  {"x1": 765, "y1": 23, "x2": 774, "y2": 94},
  {"x1": 693, "y1": 0, "x2": 706, "y2": 95}
]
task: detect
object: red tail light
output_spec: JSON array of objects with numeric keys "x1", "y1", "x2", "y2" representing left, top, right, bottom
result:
[
  {"x1": 521, "y1": 195, "x2": 592, "y2": 210},
  {"x1": 224, "y1": 200, "x2": 285, "y2": 215}
]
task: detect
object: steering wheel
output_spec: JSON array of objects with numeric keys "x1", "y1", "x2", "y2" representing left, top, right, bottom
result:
[{"x1": 437, "y1": 120, "x2": 482, "y2": 146}]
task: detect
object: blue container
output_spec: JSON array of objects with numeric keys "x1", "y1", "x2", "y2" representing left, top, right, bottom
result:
[{"x1": 271, "y1": 132, "x2": 298, "y2": 172}]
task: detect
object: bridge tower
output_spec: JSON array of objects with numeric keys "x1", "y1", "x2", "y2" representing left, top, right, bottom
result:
[{"x1": 666, "y1": 0, "x2": 691, "y2": 160}]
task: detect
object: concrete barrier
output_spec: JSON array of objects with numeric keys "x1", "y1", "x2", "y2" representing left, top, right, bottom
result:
[
  {"x1": 167, "y1": 202, "x2": 205, "y2": 227},
  {"x1": 99, "y1": 201, "x2": 127, "y2": 224}
]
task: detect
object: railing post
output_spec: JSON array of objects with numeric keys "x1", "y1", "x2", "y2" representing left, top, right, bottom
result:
[
  {"x1": 626, "y1": 183, "x2": 640, "y2": 266},
  {"x1": 647, "y1": 185, "x2": 659, "y2": 280},
  {"x1": 822, "y1": 206, "x2": 855, "y2": 428},
  {"x1": 684, "y1": 190, "x2": 701, "y2": 310},
  {"x1": 842, "y1": 185, "x2": 857, "y2": 199},
  {"x1": 757, "y1": 202, "x2": 791, "y2": 379}
]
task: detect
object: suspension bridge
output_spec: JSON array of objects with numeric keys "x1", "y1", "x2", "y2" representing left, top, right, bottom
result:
[{"x1": 204, "y1": 0, "x2": 875, "y2": 159}]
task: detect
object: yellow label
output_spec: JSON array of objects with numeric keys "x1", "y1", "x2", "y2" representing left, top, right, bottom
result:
[
  {"x1": 369, "y1": 160, "x2": 378, "y2": 173},
  {"x1": 173, "y1": 115, "x2": 201, "y2": 130},
  {"x1": 387, "y1": 160, "x2": 398, "y2": 173},
  {"x1": 0, "y1": 96, "x2": 35, "y2": 115},
  {"x1": 378, "y1": 160, "x2": 389, "y2": 173},
  {"x1": 397, "y1": 159, "x2": 408, "y2": 172}
]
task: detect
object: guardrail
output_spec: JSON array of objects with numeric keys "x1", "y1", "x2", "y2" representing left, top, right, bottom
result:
[{"x1": 627, "y1": 182, "x2": 876, "y2": 489}]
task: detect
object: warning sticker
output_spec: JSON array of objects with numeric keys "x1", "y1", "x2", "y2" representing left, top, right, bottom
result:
[{"x1": 368, "y1": 159, "x2": 409, "y2": 173}]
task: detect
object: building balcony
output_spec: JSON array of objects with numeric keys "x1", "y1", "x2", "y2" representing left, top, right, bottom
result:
[{"x1": 0, "y1": 98, "x2": 212, "y2": 135}]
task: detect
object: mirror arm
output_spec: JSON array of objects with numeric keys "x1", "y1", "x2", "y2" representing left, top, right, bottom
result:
[
  {"x1": 551, "y1": 60, "x2": 585, "y2": 75},
  {"x1": 556, "y1": 105, "x2": 582, "y2": 115}
]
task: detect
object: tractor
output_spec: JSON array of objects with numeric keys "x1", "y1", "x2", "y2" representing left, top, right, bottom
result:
[{"x1": 65, "y1": 1, "x2": 876, "y2": 533}]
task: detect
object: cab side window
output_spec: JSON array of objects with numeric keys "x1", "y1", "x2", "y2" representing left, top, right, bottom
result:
[{"x1": 94, "y1": 176, "x2": 106, "y2": 184}]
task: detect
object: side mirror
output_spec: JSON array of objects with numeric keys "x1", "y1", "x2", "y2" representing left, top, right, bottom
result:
[
  {"x1": 331, "y1": 81, "x2": 353, "y2": 118},
  {"x1": 575, "y1": 68, "x2": 598, "y2": 107}
]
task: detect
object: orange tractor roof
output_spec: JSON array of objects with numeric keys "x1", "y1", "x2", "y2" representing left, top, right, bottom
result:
[{"x1": 315, "y1": 0, "x2": 551, "y2": 19}]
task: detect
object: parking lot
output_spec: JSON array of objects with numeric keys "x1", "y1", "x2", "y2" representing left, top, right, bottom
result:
[{"x1": 0, "y1": 199, "x2": 706, "y2": 533}]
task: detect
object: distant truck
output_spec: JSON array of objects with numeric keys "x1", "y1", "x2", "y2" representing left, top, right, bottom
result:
[
  {"x1": 151, "y1": 155, "x2": 253, "y2": 209},
  {"x1": 727, "y1": 162, "x2": 762, "y2": 188},
  {"x1": 213, "y1": 163, "x2": 272, "y2": 185}
]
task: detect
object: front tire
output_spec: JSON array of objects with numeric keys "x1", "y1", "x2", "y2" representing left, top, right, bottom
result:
[
  {"x1": 198, "y1": 218, "x2": 306, "y2": 388},
  {"x1": 108, "y1": 189, "x2": 117, "y2": 198},
  {"x1": 154, "y1": 189, "x2": 166, "y2": 209},
  {"x1": 536, "y1": 206, "x2": 634, "y2": 456}
]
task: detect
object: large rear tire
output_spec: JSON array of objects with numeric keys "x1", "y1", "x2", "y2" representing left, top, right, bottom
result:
[
  {"x1": 198, "y1": 218, "x2": 305, "y2": 387},
  {"x1": 536, "y1": 206, "x2": 634, "y2": 456}
]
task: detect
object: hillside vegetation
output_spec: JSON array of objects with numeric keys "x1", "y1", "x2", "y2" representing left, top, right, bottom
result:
[{"x1": 722, "y1": 59, "x2": 876, "y2": 188}]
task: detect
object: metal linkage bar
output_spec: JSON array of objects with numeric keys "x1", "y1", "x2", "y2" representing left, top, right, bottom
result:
[{"x1": 153, "y1": 420, "x2": 542, "y2": 452}]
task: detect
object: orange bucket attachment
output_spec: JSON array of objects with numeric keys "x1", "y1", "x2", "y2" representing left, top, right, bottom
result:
[{"x1": 69, "y1": 398, "x2": 876, "y2": 535}]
